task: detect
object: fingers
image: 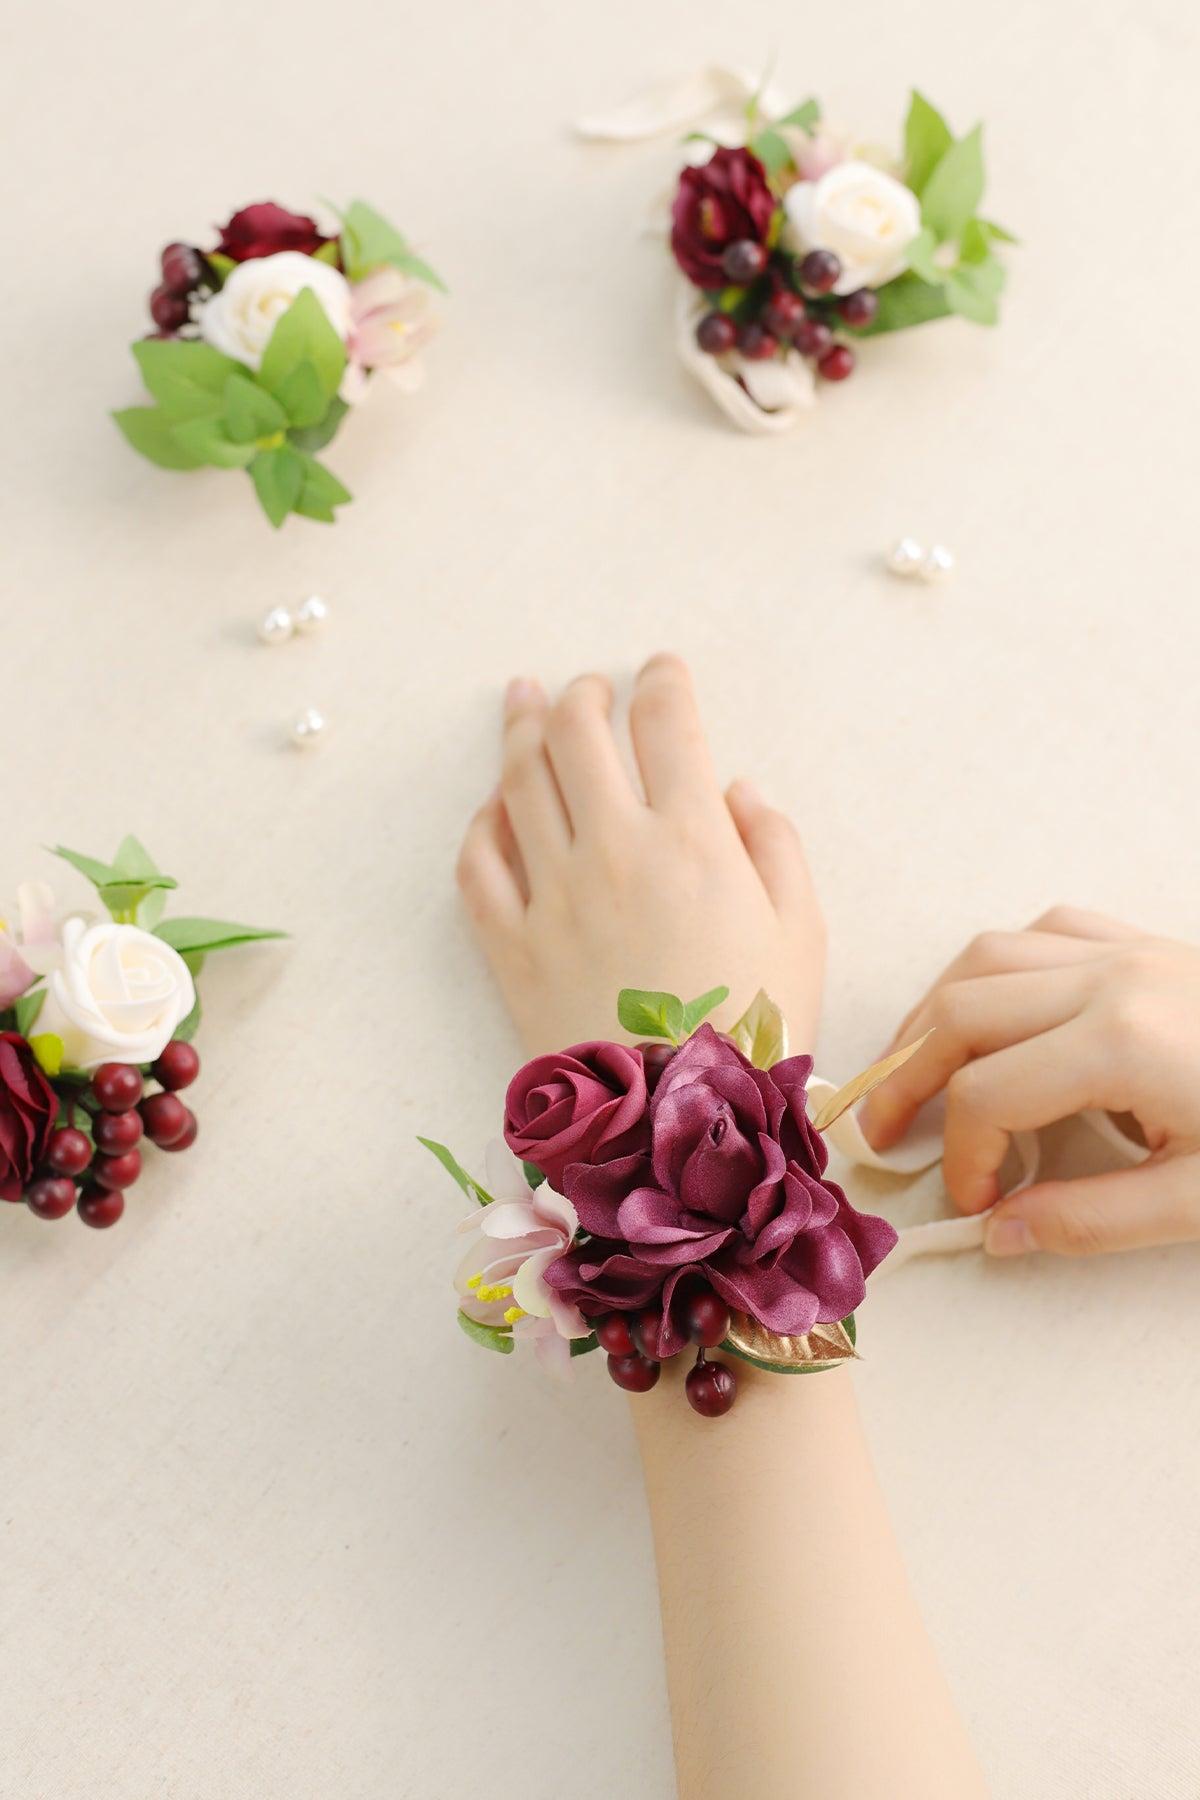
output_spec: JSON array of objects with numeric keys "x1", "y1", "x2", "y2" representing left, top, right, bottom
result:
[
  {"x1": 884, "y1": 930, "x2": 1117, "y2": 1057},
  {"x1": 500, "y1": 679, "x2": 570, "y2": 891},
  {"x1": 456, "y1": 790, "x2": 526, "y2": 936},
  {"x1": 939, "y1": 1022, "x2": 1102, "y2": 1213},
  {"x1": 542, "y1": 674, "x2": 639, "y2": 834},
  {"x1": 1028, "y1": 905, "x2": 1143, "y2": 942},
  {"x1": 984, "y1": 1156, "x2": 1200, "y2": 1257},
  {"x1": 629, "y1": 654, "x2": 725, "y2": 817},
  {"x1": 863, "y1": 965, "x2": 1093, "y2": 1151},
  {"x1": 725, "y1": 780, "x2": 816, "y2": 920}
]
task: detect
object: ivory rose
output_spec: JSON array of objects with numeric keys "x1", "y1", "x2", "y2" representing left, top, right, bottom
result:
[
  {"x1": 784, "y1": 160, "x2": 920, "y2": 293},
  {"x1": 34, "y1": 919, "x2": 195, "y2": 1070},
  {"x1": 198, "y1": 252, "x2": 353, "y2": 370}
]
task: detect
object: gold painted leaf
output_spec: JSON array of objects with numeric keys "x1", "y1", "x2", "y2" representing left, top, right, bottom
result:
[
  {"x1": 809, "y1": 1030, "x2": 934, "y2": 1133},
  {"x1": 722, "y1": 1311, "x2": 858, "y2": 1372},
  {"x1": 728, "y1": 988, "x2": 788, "y2": 1069}
]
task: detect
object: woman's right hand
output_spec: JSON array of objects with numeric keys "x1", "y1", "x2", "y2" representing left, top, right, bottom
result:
[{"x1": 861, "y1": 907, "x2": 1200, "y2": 1258}]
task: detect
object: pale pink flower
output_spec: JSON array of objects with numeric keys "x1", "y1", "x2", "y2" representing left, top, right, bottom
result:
[
  {"x1": 341, "y1": 267, "x2": 436, "y2": 404},
  {"x1": 0, "y1": 882, "x2": 58, "y2": 1007},
  {"x1": 454, "y1": 1141, "x2": 590, "y2": 1375}
]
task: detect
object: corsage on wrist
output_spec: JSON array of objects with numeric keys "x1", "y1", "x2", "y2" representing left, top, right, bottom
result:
[
  {"x1": 0, "y1": 839, "x2": 282, "y2": 1229},
  {"x1": 423, "y1": 986, "x2": 926, "y2": 1419},
  {"x1": 114, "y1": 199, "x2": 443, "y2": 527}
]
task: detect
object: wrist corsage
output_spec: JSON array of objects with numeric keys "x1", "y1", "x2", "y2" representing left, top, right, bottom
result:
[
  {"x1": 114, "y1": 199, "x2": 443, "y2": 527},
  {"x1": 0, "y1": 839, "x2": 282, "y2": 1229},
  {"x1": 423, "y1": 986, "x2": 926, "y2": 1419}
]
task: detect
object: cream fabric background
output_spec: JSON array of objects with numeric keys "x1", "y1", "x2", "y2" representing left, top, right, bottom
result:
[{"x1": 3, "y1": 2, "x2": 1199, "y2": 1796}]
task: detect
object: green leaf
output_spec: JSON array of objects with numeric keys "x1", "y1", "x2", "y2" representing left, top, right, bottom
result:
[
  {"x1": 50, "y1": 844, "x2": 179, "y2": 920},
  {"x1": 153, "y1": 917, "x2": 286, "y2": 956},
  {"x1": 274, "y1": 361, "x2": 329, "y2": 430},
  {"x1": 113, "y1": 406, "x2": 206, "y2": 470},
  {"x1": 132, "y1": 339, "x2": 241, "y2": 419},
  {"x1": 679, "y1": 985, "x2": 730, "y2": 1035},
  {"x1": 259, "y1": 287, "x2": 346, "y2": 406},
  {"x1": 29, "y1": 1033, "x2": 63, "y2": 1077},
  {"x1": 138, "y1": 888, "x2": 169, "y2": 929},
  {"x1": 457, "y1": 1310, "x2": 514, "y2": 1354},
  {"x1": 112, "y1": 835, "x2": 161, "y2": 881},
  {"x1": 977, "y1": 216, "x2": 1018, "y2": 246},
  {"x1": 51, "y1": 844, "x2": 121, "y2": 886},
  {"x1": 921, "y1": 124, "x2": 985, "y2": 242},
  {"x1": 13, "y1": 987, "x2": 45, "y2": 1037},
  {"x1": 748, "y1": 128, "x2": 790, "y2": 176},
  {"x1": 287, "y1": 395, "x2": 348, "y2": 453},
  {"x1": 170, "y1": 417, "x2": 255, "y2": 469},
  {"x1": 521, "y1": 1161, "x2": 547, "y2": 1190},
  {"x1": 174, "y1": 991, "x2": 202, "y2": 1044},
  {"x1": 570, "y1": 1333, "x2": 600, "y2": 1358},
  {"x1": 250, "y1": 445, "x2": 305, "y2": 527},
  {"x1": 293, "y1": 453, "x2": 352, "y2": 523},
  {"x1": 417, "y1": 1137, "x2": 493, "y2": 1206},
  {"x1": 944, "y1": 256, "x2": 1004, "y2": 325},
  {"x1": 777, "y1": 97, "x2": 820, "y2": 131},
  {"x1": 206, "y1": 251, "x2": 236, "y2": 281},
  {"x1": 904, "y1": 90, "x2": 953, "y2": 195},
  {"x1": 311, "y1": 241, "x2": 341, "y2": 265},
  {"x1": 223, "y1": 373, "x2": 288, "y2": 443},
  {"x1": 338, "y1": 198, "x2": 448, "y2": 291},
  {"x1": 904, "y1": 226, "x2": 943, "y2": 284},
  {"x1": 862, "y1": 273, "x2": 953, "y2": 335},
  {"x1": 616, "y1": 988, "x2": 685, "y2": 1043}
]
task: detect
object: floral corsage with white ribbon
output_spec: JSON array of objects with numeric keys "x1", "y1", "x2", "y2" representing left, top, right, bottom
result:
[
  {"x1": 0, "y1": 840, "x2": 282, "y2": 1229},
  {"x1": 422, "y1": 985, "x2": 927, "y2": 1419},
  {"x1": 114, "y1": 200, "x2": 443, "y2": 527},
  {"x1": 580, "y1": 71, "x2": 1011, "y2": 433}
]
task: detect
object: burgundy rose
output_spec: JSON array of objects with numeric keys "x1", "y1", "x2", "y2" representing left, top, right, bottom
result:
[
  {"x1": 670, "y1": 147, "x2": 777, "y2": 290},
  {"x1": 215, "y1": 202, "x2": 332, "y2": 264},
  {"x1": 504, "y1": 1042, "x2": 649, "y2": 1191},
  {"x1": 0, "y1": 1033, "x2": 56, "y2": 1202},
  {"x1": 544, "y1": 1025, "x2": 897, "y2": 1353}
]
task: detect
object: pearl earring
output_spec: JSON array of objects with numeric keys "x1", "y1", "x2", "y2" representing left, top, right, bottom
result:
[
  {"x1": 258, "y1": 604, "x2": 294, "y2": 644},
  {"x1": 290, "y1": 706, "x2": 328, "y2": 749},
  {"x1": 886, "y1": 537, "x2": 924, "y2": 578},
  {"x1": 920, "y1": 544, "x2": 955, "y2": 582},
  {"x1": 295, "y1": 594, "x2": 329, "y2": 633}
]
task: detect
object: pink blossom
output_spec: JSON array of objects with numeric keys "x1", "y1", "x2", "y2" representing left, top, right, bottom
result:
[{"x1": 341, "y1": 267, "x2": 436, "y2": 404}]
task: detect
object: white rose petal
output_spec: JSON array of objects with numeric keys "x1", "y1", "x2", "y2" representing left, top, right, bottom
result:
[
  {"x1": 784, "y1": 160, "x2": 921, "y2": 293},
  {"x1": 35, "y1": 918, "x2": 196, "y2": 1070},
  {"x1": 198, "y1": 251, "x2": 353, "y2": 371}
]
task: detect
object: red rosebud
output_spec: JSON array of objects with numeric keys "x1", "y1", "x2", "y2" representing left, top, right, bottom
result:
[
  {"x1": 670, "y1": 148, "x2": 777, "y2": 291},
  {"x1": 214, "y1": 202, "x2": 333, "y2": 264},
  {"x1": 0, "y1": 1033, "x2": 57, "y2": 1202}
]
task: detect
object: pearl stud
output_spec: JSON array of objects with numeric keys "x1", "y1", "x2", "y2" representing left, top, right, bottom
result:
[
  {"x1": 258, "y1": 604, "x2": 294, "y2": 645},
  {"x1": 295, "y1": 593, "x2": 329, "y2": 634},
  {"x1": 920, "y1": 544, "x2": 955, "y2": 582},
  {"x1": 886, "y1": 537, "x2": 924, "y2": 578},
  {"x1": 290, "y1": 706, "x2": 328, "y2": 749}
]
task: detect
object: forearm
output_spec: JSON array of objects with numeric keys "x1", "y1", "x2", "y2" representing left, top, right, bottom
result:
[{"x1": 633, "y1": 1361, "x2": 989, "y2": 1800}]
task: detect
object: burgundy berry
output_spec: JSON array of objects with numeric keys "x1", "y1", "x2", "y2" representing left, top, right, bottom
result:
[
  {"x1": 762, "y1": 289, "x2": 806, "y2": 337},
  {"x1": 91, "y1": 1063, "x2": 143, "y2": 1113},
  {"x1": 798, "y1": 248, "x2": 842, "y2": 294},
  {"x1": 695, "y1": 312, "x2": 737, "y2": 355},
  {"x1": 632, "y1": 1306, "x2": 665, "y2": 1359},
  {"x1": 837, "y1": 288, "x2": 878, "y2": 328},
  {"x1": 25, "y1": 1177, "x2": 78, "y2": 1222},
  {"x1": 160, "y1": 242, "x2": 204, "y2": 295},
  {"x1": 46, "y1": 1127, "x2": 92, "y2": 1177},
  {"x1": 595, "y1": 1313, "x2": 636, "y2": 1357},
  {"x1": 685, "y1": 1290, "x2": 731, "y2": 1349},
  {"x1": 818, "y1": 345, "x2": 856, "y2": 382},
  {"x1": 793, "y1": 319, "x2": 834, "y2": 359},
  {"x1": 607, "y1": 1352, "x2": 661, "y2": 1394},
  {"x1": 160, "y1": 1108, "x2": 198, "y2": 1152},
  {"x1": 140, "y1": 1091, "x2": 189, "y2": 1147},
  {"x1": 736, "y1": 323, "x2": 779, "y2": 361},
  {"x1": 94, "y1": 1149, "x2": 142, "y2": 1190},
  {"x1": 637, "y1": 1042, "x2": 676, "y2": 1094},
  {"x1": 149, "y1": 285, "x2": 190, "y2": 331},
  {"x1": 94, "y1": 1108, "x2": 144, "y2": 1153},
  {"x1": 78, "y1": 1185, "x2": 125, "y2": 1229},
  {"x1": 686, "y1": 1358, "x2": 738, "y2": 1417},
  {"x1": 153, "y1": 1041, "x2": 200, "y2": 1092},
  {"x1": 720, "y1": 238, "x2": 768, "y2": 284}
]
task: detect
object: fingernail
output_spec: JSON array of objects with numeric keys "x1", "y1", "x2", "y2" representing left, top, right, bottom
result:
[
  {"x1": 962, "y1": 1174, "x2": 1000, "y2": 1215},
  {"x1": 985, "y1": 1216, "x2": 1035, "y2": 1258},
  {"x1": 504, "y1": 678, "x2": 539, "y2": 712}
]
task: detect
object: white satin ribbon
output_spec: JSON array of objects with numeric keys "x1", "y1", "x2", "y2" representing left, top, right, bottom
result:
[
  {"x1": 575, "y1": 64, "x2": 784, "y2": 143},
  {"x1": 806, "y1": 1079, "x2": 1149, "y2": 1273}
]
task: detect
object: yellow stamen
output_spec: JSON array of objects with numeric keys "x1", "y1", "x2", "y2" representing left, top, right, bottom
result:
[
  {"x1": 503, "y1": 1306, "x2": 526, "y2": 1325},
  {"x1": 465, "y1": 1273, "x2": 482, "y2": 1290}
]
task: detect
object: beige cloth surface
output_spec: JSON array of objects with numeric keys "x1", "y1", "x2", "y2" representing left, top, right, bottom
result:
[{"x1": 3, "y1": 2, "x2": 1200, "y2": 1796}]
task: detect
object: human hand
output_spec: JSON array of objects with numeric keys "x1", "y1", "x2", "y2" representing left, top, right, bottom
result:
[
  {"x1": 861, "y1": 907, "x2": 1200, "y2": 1257},
  {"x1": 455, "y1": 654, "x2": 825, "y2": 1055}
]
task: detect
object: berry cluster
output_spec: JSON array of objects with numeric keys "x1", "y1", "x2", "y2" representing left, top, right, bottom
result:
[
  {"x1": 148, "y1": 243, "x2": 212, "y2": 339},
  {"x1": 592, "y1": 1287, "x2": 739, "y2": 1417},
  {"x1": 694, "y1": 244, "x2": 876, "y2": 384},
  {"x1": 25, "y1": 1040, "x2": 201, "y2": 1230}
]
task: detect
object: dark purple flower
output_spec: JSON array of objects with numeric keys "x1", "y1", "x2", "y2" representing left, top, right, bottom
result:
[
  {"x1": 215, "y1": 202, "x2": 333, "y2": 264},
  {"x1": 503, "y1": 1042, "x2": 648, "y2": 1192},
  {"x1": 0, "y1": 1033, "x2": 56, "y2": 1202},
  {"x1": 544, "y1": 1025, "x2": 896, "y2": 1352},
  {"x1": 670, "y1": 147, "x2": 777, "y2": 290}
]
